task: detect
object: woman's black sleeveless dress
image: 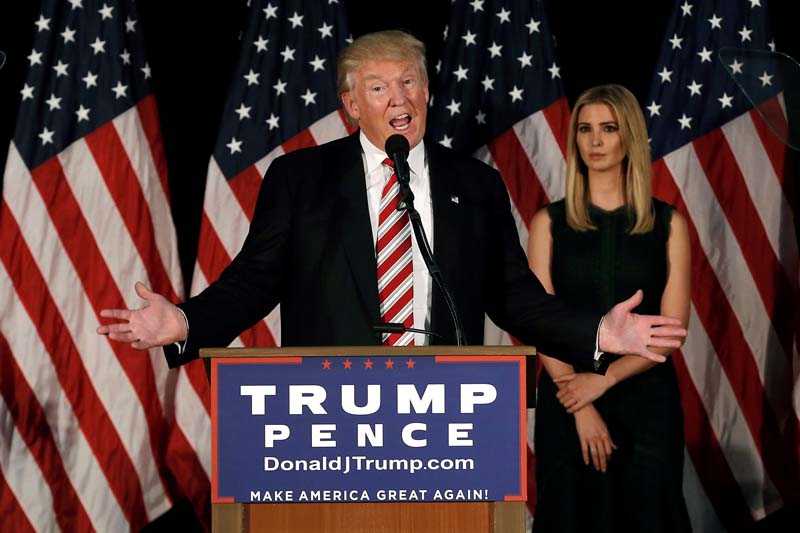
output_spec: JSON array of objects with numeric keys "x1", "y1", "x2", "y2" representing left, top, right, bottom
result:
[{"x1": 533, "y1": 199, "x2": 691, "y2": 532}]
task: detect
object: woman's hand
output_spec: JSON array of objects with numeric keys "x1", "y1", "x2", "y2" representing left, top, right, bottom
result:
[
  {"x1": 574, "y1": 405, "x2": 616, "y2": 472},
  {"x1": 554, "y1": 372, "x2": 615, "y2": 413}
]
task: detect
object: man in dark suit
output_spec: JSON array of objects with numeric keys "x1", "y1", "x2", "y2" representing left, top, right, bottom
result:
[{"x1": 98, "y1": 30, "x2": 685, "y2": 369}]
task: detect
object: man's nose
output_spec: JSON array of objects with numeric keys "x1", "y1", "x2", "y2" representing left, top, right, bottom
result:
[{"x1": 388, "y1": 83, "x2": 407, "y2": 105}]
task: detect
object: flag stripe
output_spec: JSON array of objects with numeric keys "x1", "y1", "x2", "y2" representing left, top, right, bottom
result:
[
  {"x1": 513, "y1": 105, "x2": 567, "y2": 202},
  {"x1": 83, "y1": 122, "x2": 179, "y2": 303},
  {"x1": 541, "y1": 97, "x2": 570, "y2": 159},
  {"x1": 0, "y1": 471, "x2": 37, "y2": 533},
  {"x1": 653, "y1": 158, "x2": 793, "y2": 509},
  {"x1": 228, "y1": 165, "x2": 263, "y2": 221},
  {"x1": 487, "y1": 128, "x2": 548, "y2": 224},
  {"x1": 0, "y1": 332, "x2": 93, "y2": 532},
  {"x1": 135, "y1": 95, "x2": 172, "y2": 202},
  {"x1": 29, "y1": 154, "x2": 183, "y2": 516},
  {"x1": 0, "y1": 203, "x2": 146, "y2": 529},
  {"x1": 694, "y1": 129, "x2": 795, "y2": 359}
]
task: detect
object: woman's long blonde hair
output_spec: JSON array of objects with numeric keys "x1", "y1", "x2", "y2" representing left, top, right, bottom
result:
[{"x1": 564, "y1": 84, "x2": 654, "y2": 233}]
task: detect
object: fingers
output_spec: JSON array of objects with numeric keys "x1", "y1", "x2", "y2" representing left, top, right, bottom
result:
[
  {"x1": 648, "y1": 338, "x2": 682, "y2": 349},
  {"x1": 553, "y1": 373, "x2": 576, "y2": 384},
  {"x1": 581, "y1": 440, "x2": 589, "y2": 465},
  {"x1": 99, "y1": 308, "x2": 132, "y2": 320},
  {"x1": 640, "y1": 350, "x2": 668, "y2": 363},
  {"x1": 649, "y1": 326, "x2": 687, "y2": 338},
  {"x1": 107, "y1": 331, "x2": 140, "y2": 343},
  {"x1": 97, "y1": 322, "x2": 133, "y2": 335},
  {"x1": 134, "y1": 281, "x2": 156, "y2": 301},
  {"x1": 617, "y1": 289, "x2": 643, "y2": 313}
]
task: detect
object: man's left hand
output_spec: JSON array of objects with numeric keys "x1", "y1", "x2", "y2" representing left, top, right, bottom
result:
[{"x1": 599, "y1": 290, "x2": 687, "y2": 363}]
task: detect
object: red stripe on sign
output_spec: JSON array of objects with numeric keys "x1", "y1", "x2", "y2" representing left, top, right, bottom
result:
[
  {"x1": 30, "y1": 156, "x2": 182, "y2": 512},
  {"x1": 0, "y1": 202, "x2": 148, "y2": 529},
  {"x1": 693, "y1": 131, "x2": 795, "y2": 360},
  {"x1": 281, "y1": 127, "x2": 318, "y2": 155},
  {"x1": 0, "y1": 474, "x2": 36, "y2": 533},
  {"x1": 652, "y1": 159, "x2": 799, "y2": 504},
  {"x1": 542, "y1": 96, "x2": 570, "y2": 158},
  {"x1": 672, "y1": 350, "x2": 755, "y2": 530},
  {"x1": 0, "y1": 333, "x2": 94, "y2": 532},
  {"x1": 136, "y1": 95, "x2": 171, "y2": 203},
  {"x1": 83, "y1": 123, "x2": 179, "y2": 304},
  {"x1": 228, "y1": 165, "x2": 263, "y2": 222},
  {"x1": 487, "y1": 128, "x2": 548, "y2": 224}
]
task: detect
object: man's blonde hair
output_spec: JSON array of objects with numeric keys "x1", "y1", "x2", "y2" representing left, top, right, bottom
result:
[
  {"x1": 565, "y1": 84, "x2": 654, "y2": 234},
  {"x1": 337, "y1": 30, "x2": 428, "y2": 97}
]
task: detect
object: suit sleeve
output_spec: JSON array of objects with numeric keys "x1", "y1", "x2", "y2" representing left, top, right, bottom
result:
[
  {"x1": 482, "y1": 169, "x2": 600, "y2": 369},
  {"x1": 164, "y1": 156, "x2": 295, "y2": 367}
]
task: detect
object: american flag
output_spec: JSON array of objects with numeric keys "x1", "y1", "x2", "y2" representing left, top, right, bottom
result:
[
  {"x1": 1, "y1": 0, "x2": 211, "y2": 530},
  {"x1": 190, "y1": 0, "x2": 353, "y2": 347},
  {"x1": 427, "y1": 0, "x2": 568, "y2": 524},
  {"x1": 645, "y1": 0, "x2": 799, "y2": 530}
]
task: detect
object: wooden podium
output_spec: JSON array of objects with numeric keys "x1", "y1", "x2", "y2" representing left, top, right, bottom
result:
[{"x1": 202, "y1": 346, "x2": 534, "y2": 533}]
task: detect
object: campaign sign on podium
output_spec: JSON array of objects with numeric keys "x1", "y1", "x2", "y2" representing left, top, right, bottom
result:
[{"x1": 211, "y1": 354, "x2": 526, "y2": 504}]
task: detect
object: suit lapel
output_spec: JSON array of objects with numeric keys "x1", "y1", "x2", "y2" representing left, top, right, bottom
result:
[
  {"x1": 335, "y1": 133, "x2": 381, "y2": 324},
  {"x1": 427, "y1": 144, "x2": 463, "y2": 339}
]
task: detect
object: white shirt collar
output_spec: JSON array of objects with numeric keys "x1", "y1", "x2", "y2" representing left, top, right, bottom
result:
[{"x1": 359, "y1": 130, "x2": 426, "y2": 178}]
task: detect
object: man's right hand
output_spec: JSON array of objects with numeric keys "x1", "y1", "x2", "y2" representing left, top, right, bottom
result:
[{"x1": 96, "y1": 282, "x2": 187, "y2": 350}]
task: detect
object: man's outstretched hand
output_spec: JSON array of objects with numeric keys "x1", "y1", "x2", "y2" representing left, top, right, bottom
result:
[
  {"x1": 96, "y1": 282, "x2": 187, "y2": 350},
  {"x1": 599, "y1": 290, "x2": 687, "y2": 363}
]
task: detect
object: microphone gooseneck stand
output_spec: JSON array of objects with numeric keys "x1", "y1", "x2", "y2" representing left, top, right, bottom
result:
[{"x1": 385, "y1": 134, "x2": 466, "y2": 346}]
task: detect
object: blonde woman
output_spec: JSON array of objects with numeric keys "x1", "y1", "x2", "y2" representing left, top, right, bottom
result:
[{"x1": 528, "y1": 84, "x2": 691, "y2": 532}]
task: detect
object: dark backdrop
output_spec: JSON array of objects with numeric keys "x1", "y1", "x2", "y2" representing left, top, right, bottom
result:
[{"x1": 1, "y1": 1, "x2": 797, "y2": 288}]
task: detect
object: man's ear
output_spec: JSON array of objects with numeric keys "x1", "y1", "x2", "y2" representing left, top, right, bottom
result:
[{"x1": 341, "y1": 92, "x2": 359, "y2": 121}]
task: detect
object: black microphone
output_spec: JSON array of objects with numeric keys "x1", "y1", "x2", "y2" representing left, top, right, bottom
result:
[
  {"x1": 381, "y1": 134, "x2": 467, "y2": 346},
  {"x1": 373, "y1": 323, "x2": 443, "y2": 340},
  {"x1": 385, "y1": 134, "x2": 411, "y2": 185}
]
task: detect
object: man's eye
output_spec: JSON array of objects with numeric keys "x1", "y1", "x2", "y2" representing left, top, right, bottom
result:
[{"x1": 404, "y1": 79, "x2": 414, "y2": 86}]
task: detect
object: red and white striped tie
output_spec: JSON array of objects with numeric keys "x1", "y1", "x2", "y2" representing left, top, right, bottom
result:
[{"x1": 377, "y1": 158, "x2": 415, "y2": 346}]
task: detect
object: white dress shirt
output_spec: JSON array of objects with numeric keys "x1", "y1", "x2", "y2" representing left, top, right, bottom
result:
[{"x1": 359, "y1": 131, "x2": 433, "y2": 345}]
